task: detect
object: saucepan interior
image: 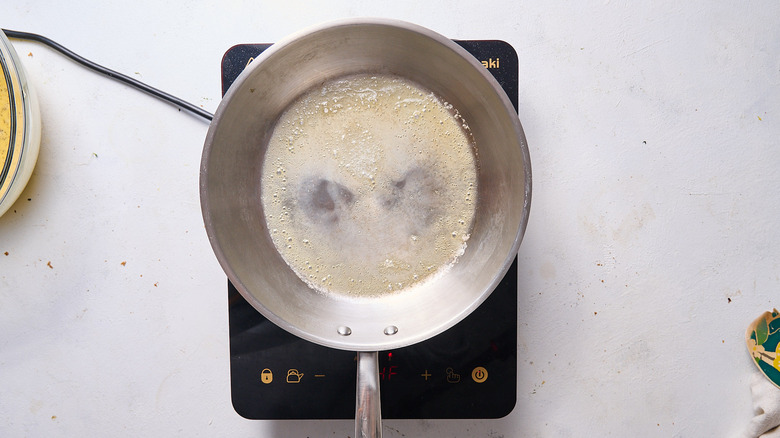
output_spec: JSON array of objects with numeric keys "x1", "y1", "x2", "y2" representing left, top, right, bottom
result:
[{"x1": 200, "y1": 19, "x2": 531, "y2": 351}]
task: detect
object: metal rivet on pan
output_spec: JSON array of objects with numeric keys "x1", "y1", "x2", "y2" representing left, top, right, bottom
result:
[
  {"x1": 337, "y1": 326, "x2": 352, "y2": 336},
  {"x1": 384, "y1": 326, "x2": 398, "y2": 336}
]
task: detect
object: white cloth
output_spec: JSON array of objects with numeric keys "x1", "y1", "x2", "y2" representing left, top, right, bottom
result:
[{"x1": 740, "y1": 371, "x2": 780, "y2": 438}]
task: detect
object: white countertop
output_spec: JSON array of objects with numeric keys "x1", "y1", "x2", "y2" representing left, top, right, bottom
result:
[{"x1": 2, "y1": 1, "x2": 779, "y2": 436}]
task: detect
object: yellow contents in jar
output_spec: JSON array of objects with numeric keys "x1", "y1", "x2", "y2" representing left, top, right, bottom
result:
[{"x1": 0, "y1": 68, "x2": 10, "y2": 166}]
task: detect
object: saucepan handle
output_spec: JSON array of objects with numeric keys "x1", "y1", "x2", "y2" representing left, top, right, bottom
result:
[{"x1": 356, "y1": 351, "x2": 382, "y2": 438}]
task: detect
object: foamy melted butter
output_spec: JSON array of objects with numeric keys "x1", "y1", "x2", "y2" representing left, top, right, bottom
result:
[{"x1": 261, "y1": 74, "x2": 477, "y2": 297}]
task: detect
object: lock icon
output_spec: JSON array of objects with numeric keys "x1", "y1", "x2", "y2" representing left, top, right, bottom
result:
[{"x1": 261, "y1": 368, "x2": 273, "y2": 384}]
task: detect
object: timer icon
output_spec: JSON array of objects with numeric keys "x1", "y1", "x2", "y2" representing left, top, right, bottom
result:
[{"x1": 471, "y1": 366, "x2": 488, "y2": 383}]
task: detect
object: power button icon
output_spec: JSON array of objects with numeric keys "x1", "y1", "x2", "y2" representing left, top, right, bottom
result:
[{"x1": 471, "y1": 366, "x2": 488, "y2": 383}]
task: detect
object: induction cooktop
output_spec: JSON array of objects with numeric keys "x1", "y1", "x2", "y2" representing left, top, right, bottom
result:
[{"x1": 221, "y1": 40, "x2": 519, "y2": 420}]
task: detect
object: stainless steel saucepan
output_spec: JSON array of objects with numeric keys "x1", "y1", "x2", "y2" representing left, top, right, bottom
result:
[{"x1": 200, "y1": 18, "x2": 531, "y2": 438}]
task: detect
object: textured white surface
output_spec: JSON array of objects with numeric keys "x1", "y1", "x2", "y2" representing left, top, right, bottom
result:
[{"x1": 1, "y1": 1, "x2": 779, "y2": 436}]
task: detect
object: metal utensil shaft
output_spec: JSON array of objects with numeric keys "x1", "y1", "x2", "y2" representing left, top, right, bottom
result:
[{"x1": 356, "y1": 351, "x2": 382, "y2": 438}]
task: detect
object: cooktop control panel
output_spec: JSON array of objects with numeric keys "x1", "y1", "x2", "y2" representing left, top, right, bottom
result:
[{"x1": 223, "y1": 40, "x2": 519, "y2": 420}]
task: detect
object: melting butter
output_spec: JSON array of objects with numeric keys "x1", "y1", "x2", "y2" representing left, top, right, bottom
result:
[{"x1": 261, "y1": 74, "x2": 478, "y2": 297}]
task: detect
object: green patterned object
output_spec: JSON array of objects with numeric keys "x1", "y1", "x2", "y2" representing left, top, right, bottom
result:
[{"x1": 747, "y1": 309, "x2": 780, "y2": 389}]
